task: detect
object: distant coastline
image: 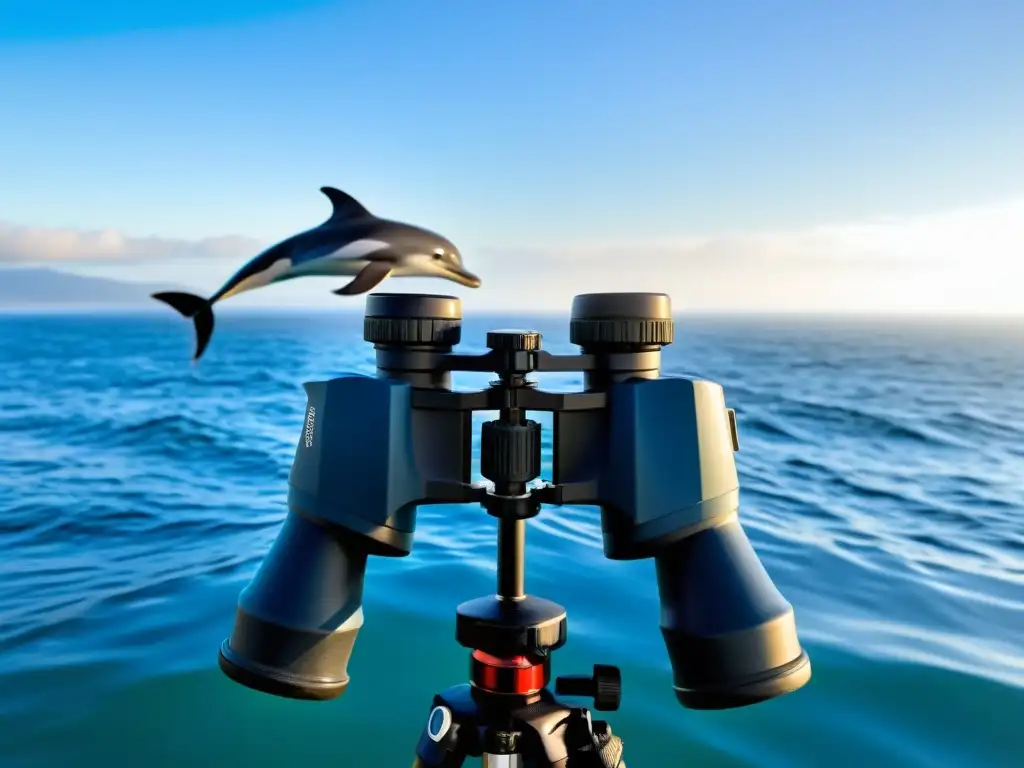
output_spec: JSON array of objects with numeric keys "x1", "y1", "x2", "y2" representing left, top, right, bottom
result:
[{"x1": 0, "y1": 266, "x2": 192, "y2": 308}]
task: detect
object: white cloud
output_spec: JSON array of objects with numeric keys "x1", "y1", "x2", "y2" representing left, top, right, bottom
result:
[
  {"x1": 463, "y1": 197, "x2": 1024, "y2": 314},
  {"x1": 488, "y1": 196, "x2": 1024, "y2": 270},
  {"x1": 3, "y1": 197, "x2": 1022, "y2": 313},
  {"x1": 0, "y1": 221, "x2": 261, "y2": 263}
]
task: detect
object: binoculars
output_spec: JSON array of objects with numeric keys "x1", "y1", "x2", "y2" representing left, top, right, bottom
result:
[{"x1": 218, "y1": 291, "x2": 811, "y2": 715}]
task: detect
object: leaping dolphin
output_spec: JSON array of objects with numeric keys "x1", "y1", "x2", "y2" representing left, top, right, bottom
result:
[{"x1": 151, "y1": 186, "x2": 481, "y2": 360}]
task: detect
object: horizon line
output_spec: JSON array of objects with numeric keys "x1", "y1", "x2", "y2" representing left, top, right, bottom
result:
[{"x1": 0, "y1": 304, "x2": 1020, "y2": 322}]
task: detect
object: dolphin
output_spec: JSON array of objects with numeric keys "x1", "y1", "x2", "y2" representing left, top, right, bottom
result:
[{"x1": 151, "y1": 186, "x2": 481, "y2": 360}]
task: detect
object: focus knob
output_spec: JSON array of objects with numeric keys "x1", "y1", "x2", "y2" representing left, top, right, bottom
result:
[
  {"x1": 480, "y1": 419, "x2": 542, "y2": 484},
  {"x1": 555, "y1": 664, "x2": 622, "y2": 712},
  {"x1": 486, "y1": 329, "x2": 541, "y2": 352}
]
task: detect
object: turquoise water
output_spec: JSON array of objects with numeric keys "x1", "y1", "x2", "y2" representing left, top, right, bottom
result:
[{"x1": 1, "y1": 311, "x2": 1021, "y2": 767}]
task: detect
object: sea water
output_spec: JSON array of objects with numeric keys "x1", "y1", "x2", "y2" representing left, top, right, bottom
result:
[{"x1": 0, "y1": 311, "x2": 1021, "y2": 767}]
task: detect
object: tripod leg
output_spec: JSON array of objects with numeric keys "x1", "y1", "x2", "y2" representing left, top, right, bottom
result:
[
  {"x1": 589, "y1": 721, "x2": 625, "y2": 768},
  {"x1": 414, "y1": 737, "x2": 467, "y2": 768},
  {"x1": 413, "y1": 696, "x2": 471, "y2": 767},
  {"x1": 413, "y1": 745, "x2": 466, "y2": 767},
  {"x1": 560, "y1": 710, "x2": 625, "y2": 768},
  {"x1": 413, "y1": 759, "x2": 464, "y2": 768},
  {"x1": 481, "y1": 756, "x2": 525, "y2": 767}
]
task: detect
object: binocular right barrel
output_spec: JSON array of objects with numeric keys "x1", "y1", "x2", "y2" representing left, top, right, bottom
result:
[
  {"x1": 569, "y1": 291, "x2": 674, "y2": 386},
  {"x1": 570, "y1": 292, "x2": 810, "y2": 708}
]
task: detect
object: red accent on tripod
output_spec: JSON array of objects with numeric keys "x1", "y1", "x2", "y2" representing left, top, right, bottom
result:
[{"x1": 471, "y1": 650, "x2": 550, "y2": 695}]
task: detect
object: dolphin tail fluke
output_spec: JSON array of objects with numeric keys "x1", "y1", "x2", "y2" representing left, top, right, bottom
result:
[{"x1": 151, "y1": 291, "x2": 215, "y2": 361}]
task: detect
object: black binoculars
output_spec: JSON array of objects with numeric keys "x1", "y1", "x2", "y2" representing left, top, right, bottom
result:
[{"x1": 218, "y1": 291, "x2": 811, "y2": 713}]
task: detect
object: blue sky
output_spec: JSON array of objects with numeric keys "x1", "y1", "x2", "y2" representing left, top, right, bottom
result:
[{"x1": 1, "y1": 0, "x2": 1022, "y2": 313}]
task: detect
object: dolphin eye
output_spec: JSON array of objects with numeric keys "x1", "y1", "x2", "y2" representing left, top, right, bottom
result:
[{"x1": 432, "y1": 250, "x2": 445, "y2": 260}]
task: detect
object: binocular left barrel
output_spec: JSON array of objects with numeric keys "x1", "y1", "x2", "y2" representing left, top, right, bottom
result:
[
  {"x1": 218, "y1": 512, "x2": 368, "y2": 700},
  {"x1": 218, "y1": 291, "x2": 810, "y2": 709},
  {"x1": 218, "y1": 293, "x2": 467, "y2": 700}
]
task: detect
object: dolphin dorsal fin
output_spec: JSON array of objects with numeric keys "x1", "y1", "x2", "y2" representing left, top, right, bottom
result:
[{"x1": 320, "y1": 186, "x2": 373, "y2": 222}]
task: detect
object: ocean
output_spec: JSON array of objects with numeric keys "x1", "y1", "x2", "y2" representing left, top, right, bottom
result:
[{"x1": 0, "y1": 309, "x2": 1021, "y2": 767}]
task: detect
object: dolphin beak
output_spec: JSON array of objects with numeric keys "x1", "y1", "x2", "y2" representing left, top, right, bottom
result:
[{"x1": 447, "y1": 265, "x2": 482, "y2": 288}]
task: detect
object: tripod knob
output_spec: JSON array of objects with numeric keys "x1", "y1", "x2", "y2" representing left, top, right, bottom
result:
[{"x1": 555, "y1": 664, "x2": 622, "y2": 711}]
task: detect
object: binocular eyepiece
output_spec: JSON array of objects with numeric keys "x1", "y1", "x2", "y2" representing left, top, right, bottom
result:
[{"x1": 218, "y1": 292, "x2": 810, "y2": 712}]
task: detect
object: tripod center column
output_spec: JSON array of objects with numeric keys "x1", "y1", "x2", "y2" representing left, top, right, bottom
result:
[
  {"x1": 497, "y1": 519, "x2": 526, "y2": 600},
  {"x1": 481, "y1": 330, "x2": 543, "y2": 602}
]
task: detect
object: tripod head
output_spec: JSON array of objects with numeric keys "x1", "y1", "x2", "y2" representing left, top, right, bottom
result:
[{"x1": 218, "y1": 292, "x2": 811, "y2": 762}]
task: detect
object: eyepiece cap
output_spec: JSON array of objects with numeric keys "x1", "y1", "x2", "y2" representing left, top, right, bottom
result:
[
  {"x1": 570, "y1": 292, "x2": 674, "y2": 347},
  {"x1": 364, "y1": 293, "x2": 461, "y2": 320},
  {"x1": 364, "y1": 293, "x2": 462, "y2": 347}
]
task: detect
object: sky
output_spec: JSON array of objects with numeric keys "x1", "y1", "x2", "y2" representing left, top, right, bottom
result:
[{"x1": 0, "y1": 0, "x2": 1022, "y2": 314}]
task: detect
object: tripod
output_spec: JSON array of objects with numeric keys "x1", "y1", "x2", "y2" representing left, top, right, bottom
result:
[{"x1": 412, "y1": 332, "x2": 625, "y2": 768}]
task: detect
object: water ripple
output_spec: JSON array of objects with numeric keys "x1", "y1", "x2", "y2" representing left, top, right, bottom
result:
[{"x1": 1, "y1": 311, "x2": 1023, "y2": 764}]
